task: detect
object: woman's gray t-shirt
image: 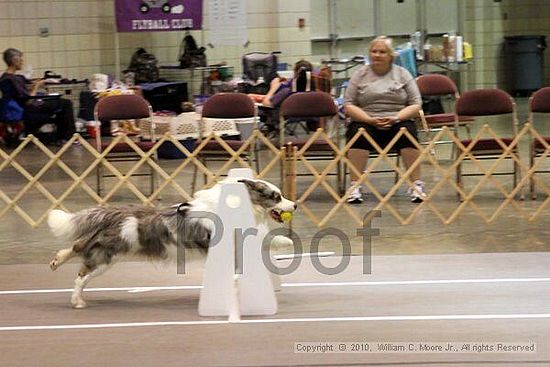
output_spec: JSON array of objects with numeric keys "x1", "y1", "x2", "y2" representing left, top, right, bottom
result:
[{"x1": 344, "y1": 64, "x2": 422, "y2": 118}]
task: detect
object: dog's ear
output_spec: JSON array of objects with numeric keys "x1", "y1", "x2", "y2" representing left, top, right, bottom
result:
[
  {"x1": 238, "y1": 178, "x2": 260, "y2": 191},
  {"x1": 177, "y1": 203, "x2": 190, "y2": 213}
]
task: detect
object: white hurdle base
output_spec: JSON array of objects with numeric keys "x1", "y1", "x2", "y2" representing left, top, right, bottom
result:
[
  {"x1": 198, "y1": 169, "x2": 278, "y2": 317},
  {"x1": 227, "y1": 169, "x2": 281, "y2": 292}
]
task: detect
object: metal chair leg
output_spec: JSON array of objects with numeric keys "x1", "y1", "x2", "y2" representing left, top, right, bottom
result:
[
  {"x1": 513, "y1": 157, "x2": 524, "y2": 201},
  {"x1": 456, "y1": 148, "x2": 463, "y2": 201},
  {"x1": 337, "y1": 157, "x2": 344, "y2": 196},
  {"x1": 465, "y1": 125, "x2": 472, "y2": 140},
  {"x1": 191, "y1": 163, "x2": 198, "y2": 195},
  {"x1": 394, "y1": 155, "x2": 400, "y2": 184},
  {"x1": 254, "y1": 145, "x2": 261, "y2": 174},
  {"x1": 149, "y1": 161, "x2": 156, "y2": 197},
  {"x1": 96, "y1": 164, "x2": 102, "y2": 196},
  {"x1": 530, "y1": 148, "x2": 536, "y2": 200}
]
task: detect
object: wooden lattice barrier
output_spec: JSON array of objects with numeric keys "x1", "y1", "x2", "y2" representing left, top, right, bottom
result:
[
  {"x1": 1, "y1": 124, "x2": 550, "y2": 228},
  {"x1": 0, "y1": 131, "x2": 283, "y2": 228},
  {"x1": 287, "y1": 123, "x2": 550, "y2": 226}
]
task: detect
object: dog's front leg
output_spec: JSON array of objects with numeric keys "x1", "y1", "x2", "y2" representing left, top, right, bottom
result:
[
  {"x1": 71, "y1": 266, "x2": 91, "y2": 309},
  {"x1": 271, "y1": 235, "x2": 293, "y2": 248}
]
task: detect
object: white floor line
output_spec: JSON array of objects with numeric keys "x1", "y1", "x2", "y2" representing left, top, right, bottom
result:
[
  {"x1": 282, "y1": 277, "x2": 550, "y2": 287},
  {"x1": 2, "y1": 277, "x2": 550, "y2": 295},
  {"x1": 0, "y1": 286, "x2": 200, "y2": 295},
  {"x1": 273, "y1": 251, "x2": 335, "y2": 260},
  {"x1": 2, "y1": 313, "x2": 550, "y2": 332}
]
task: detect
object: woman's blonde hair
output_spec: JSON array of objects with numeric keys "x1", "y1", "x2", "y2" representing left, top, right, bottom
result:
[{"x1": 368, "y1": 36, "x2": 396, "y2": 62}]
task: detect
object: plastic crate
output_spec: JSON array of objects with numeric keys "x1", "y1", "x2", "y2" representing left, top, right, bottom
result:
[
  {"x1": 171, "y1": 112, "x2": 200, "y2": 139},
  {"x1": 146, "y1": 112, "x2": 200, "y2": 159}
]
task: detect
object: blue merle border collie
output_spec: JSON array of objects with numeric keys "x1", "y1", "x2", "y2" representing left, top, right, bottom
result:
[{"x1": 48, "y1": 178, "x2": 296, "y2": 309}]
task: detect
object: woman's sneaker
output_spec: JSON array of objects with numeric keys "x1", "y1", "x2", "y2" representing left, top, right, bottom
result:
[
  {"x1": 346, "y1": 182, "x2": 364, "y2": 204},
  {"x1": 408, "y1": 180, "x2": 427, "y2": 203}
]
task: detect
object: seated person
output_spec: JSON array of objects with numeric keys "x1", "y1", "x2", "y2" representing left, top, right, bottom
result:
[
  {"x1": 344, "y1": 36, "x2": 426, "y2": 204},
  {"x1": 249, "y1": 59, "x2": 314, "y2": 133},
  {"x1": 249, "y1": 59, "x2": 313, "y2": 107},
  {"x1": 0, "y1": 48, "x2": 75, "y2": 144}
]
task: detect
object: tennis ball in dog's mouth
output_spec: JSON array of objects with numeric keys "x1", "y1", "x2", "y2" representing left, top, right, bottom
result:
[{"x1": 280, "y1": 211, "x2": 293, "y2": 222}]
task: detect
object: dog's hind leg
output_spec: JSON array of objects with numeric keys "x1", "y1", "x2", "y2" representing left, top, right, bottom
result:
[
  {"x1": 71, "y1": 264, "x2": 111, "y2": 309},
  {"x1": 49, "y1": 248, "x2": 75, "y2": 271},
  {"x1": 50, "y1": 238, "x2": 89, "y2": 271}
]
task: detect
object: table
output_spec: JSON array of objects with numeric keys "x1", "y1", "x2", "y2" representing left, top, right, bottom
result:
[
  {"x1": 416, "y1": 60, "x2": 472, "y2": 73},
  {"x1": 159, "y1": 65, "x2": 234, "y2": 96},
  {"x1": 44, "y1": 82, "x2": 88, "y2": 117},
  {"x1": 417, "y1": 60, "x2": 472, "y2": 92},
  {"x1": 321, "y1": 57, "x2": 365, "y2": 91},
  {"x1": 139, "y1": 81, "x2": 188, "y2": 113}
]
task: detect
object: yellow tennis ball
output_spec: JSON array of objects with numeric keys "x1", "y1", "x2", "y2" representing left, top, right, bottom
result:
[{"x1": 280, "y1": 211, "x2": 293, "y2": 222}]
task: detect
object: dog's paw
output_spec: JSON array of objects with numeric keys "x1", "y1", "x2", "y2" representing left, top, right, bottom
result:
[
  {"x1": 49, "y1": 258, "x2": 59, "y2": 271},
  {"x1": 271, "y1": 235, "x2": 294, "y2": 247},
  {"x1": 71, "y1": 299, "x2": 87, "y2": 309}
]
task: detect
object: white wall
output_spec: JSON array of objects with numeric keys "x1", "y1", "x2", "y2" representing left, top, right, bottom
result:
[
  {"x1": 0, "y1": 0, "x2": 312, "y2": 83},
  {"x1": 0, "y1": 0, "x2": 547, "y2": 94},
  {"x1": 463, "y1": 0, "x2": 550, "y2": 90}
]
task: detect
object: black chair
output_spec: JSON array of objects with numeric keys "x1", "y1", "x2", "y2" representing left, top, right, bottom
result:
[
  {"x1": 416, "y1": 74, "x2": 475, "y2": 156},
  {"x1": 0, "y1": 80, "x2": 24, "y2": 146},
  {"x1": 0, "y1": 77, "x2": 60, "y2": 144},
  {"x1": 239, "y1": 52, "x2": 279, "y2": 94}
]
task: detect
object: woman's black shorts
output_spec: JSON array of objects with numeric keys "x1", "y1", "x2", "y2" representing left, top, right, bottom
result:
[{"x1": 345, "y1": 119, "x2": 418, "y2": 152}]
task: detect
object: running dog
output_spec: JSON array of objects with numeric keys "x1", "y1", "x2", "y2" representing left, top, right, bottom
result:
[{"x1": 48, "y1": 178, "x2": 296, "y2": 308}]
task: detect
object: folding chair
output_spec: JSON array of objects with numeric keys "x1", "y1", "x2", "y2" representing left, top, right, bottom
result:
[
  {"x1": 94, "y1": 94, "x2": 157, "y2": 195},
  {"x1": 278, "y1": 91, "x2": 342, "y2": 193},
  {"x1": 192, "y1": 93, "x2": 259, "y2": 193},
  {"x1": 276, "y1": 67, "x2": 330, "y2": 146},
  {"x1": 454, "y1": 88, "x2": 520, "y2": 198},
  {"x1": 528, "y1": 87, "x2": 550, "y2": 199},
  {"x1": 416, "y1": 73, "x2": 474, "y2": 150},
  {"x1": 242, "y1": 52, "x2": 278, "y2": 82}
]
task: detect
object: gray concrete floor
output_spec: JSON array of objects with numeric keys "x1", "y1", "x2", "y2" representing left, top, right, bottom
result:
[
  {"x1": 1, "y1": 254, "x2": 550, "y2": 366},
  {"x1": 1, "y1": 97, "x2": 550, "y2": 366}
]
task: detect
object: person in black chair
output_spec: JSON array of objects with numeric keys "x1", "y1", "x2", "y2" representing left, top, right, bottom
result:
[
  {"x1": 249, "y1": 59, "x2": 315, "y2": 136},
  {"x1": 344, "y1": 36, "x2": 426, "y2": 204},
  {"x1": 0, "y1": 48, "x2": 75, "y2": 144},
  {"x1": 249, "y1": 59, "x2": 313, "y2": 108}
]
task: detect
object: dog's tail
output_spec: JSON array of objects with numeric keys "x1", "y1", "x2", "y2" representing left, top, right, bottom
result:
[{"x1": 48, "y1": 209, "x2": 76, "y2": 239}]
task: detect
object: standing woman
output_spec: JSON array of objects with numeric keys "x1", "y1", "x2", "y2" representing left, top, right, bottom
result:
[{"x1": 344, "y1": 36, "x2": 426, "y2": 203}]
